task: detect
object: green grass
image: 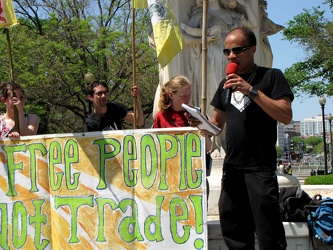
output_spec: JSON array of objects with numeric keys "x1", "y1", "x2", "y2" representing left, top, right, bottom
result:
[{"x1": 304, "y1": 175, "x2": 333, "y2": 185}]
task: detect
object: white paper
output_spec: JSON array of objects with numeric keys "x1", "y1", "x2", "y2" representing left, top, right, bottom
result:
[{"x1": 182, "y1": 103, "x2": 221, "y2": 135}]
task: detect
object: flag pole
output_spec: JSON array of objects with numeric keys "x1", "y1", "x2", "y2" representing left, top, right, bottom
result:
[
  {"x1": 84, "y1": 72, "x2": 96, "y2": 114},
  {"x1": 4, "y1": 28, "x2": 19, "y2": 133},
  {"x1": 201, "y1": 0, "x2": 208, "y2": 116},
  {"x1": 2, "y1": 0, "x2": 20, "y2": 133},
  {"x1": 5, "y1": 29, "x2": 14, "y2": 84},
  {"x1": 131, "y1": 6, "x2": 137, "y2": 129}
]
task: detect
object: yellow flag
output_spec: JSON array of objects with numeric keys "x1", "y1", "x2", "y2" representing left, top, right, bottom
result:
[
  {"x1": 0, "y1": 0, "x2": 19, "y2": 28},
  {"x1": 149, "y1": 0, "x2": 184, "y2": 68},
  {"x1": 132, "y1": 0, "x2": 148, "y2": 9}
]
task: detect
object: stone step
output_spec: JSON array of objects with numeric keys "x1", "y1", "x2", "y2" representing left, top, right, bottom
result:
[{"x1": 207, "y1": 221, "x2": 322, "y2": 250}]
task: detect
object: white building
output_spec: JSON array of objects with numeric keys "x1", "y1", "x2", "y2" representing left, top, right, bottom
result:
[
  {"x1": 300, "y1": 115, "x2": 331, "y2": 137},
  {"x1": 277, "y1": 122, "x2": 286, "y2": 151},
  {"x1": 277, "y1": 121, "x2": 300, "y2": 152}
]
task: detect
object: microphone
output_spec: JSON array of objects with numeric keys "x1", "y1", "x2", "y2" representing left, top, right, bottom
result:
[{"x1": 225, "y1": 62, "x2": 238, "y2": 105}]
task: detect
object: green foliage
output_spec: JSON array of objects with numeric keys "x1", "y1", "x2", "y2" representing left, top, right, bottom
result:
[
  {"x1": 305, "y1": 136, "x2": 323, "y2": 149},
  {"x1": 0, "y1": 0, "x2": 158, "y2": 134},
  {"x1": 314, "y1": 142, "x2": 327, "y2": 155},
  {"x1": 290, "y1": 137, "x2": 305, "y2": 152},
  {"x1": 290, "y1": 136, "x2": 303, "y2": 145},
  {"x1": 283, "y1": 2, "x2": 333, "y2": 98},
  {"x1": 304, "y1": 174, "x2": 333, "y2": 185},
  {"x1": 288, "y1": 136, "x2": 323, "y2": 153}
]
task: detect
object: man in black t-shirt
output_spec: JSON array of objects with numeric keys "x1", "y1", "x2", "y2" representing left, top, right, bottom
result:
[
  {"x1": 84, "y1": 81, "x2": 144, "y2": 132},
  {"x1": 187, "y1": 28, "x2": 294, "y2": 250}
]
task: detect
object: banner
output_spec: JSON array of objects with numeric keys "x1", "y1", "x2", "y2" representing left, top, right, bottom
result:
[
  {"x1": 0, "y1": 128, "x2": 207, "y2": 249},
  {"x1": 0, "y1": 0, "x2": 18, "y2": 28},
  {"x1": 133, "y1": 0, "x2": 148, "y2": 8},
  {"x1": 148, "y1": 0, "x2": 184, "y2": 67}
]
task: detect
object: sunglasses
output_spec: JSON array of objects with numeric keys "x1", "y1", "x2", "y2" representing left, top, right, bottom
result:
[{"x1": 223, "y1": 45, "x2": 252, "y2": 56}]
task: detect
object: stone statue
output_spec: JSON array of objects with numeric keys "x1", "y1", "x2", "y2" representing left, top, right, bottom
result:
[
  {"x1": 151, "y1": 0, "x2": 283, "y2": 156},
  {"x1": 258, "y1": 0, "x2": 284, "y2": 67},
  {"x1": 181, "y1": 0, "x2": 258, "y2": 43}
]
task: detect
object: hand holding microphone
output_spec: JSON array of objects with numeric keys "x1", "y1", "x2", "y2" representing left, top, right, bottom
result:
[{"x1": 225, "y1": 62, "x2": 238, "y2": 105}]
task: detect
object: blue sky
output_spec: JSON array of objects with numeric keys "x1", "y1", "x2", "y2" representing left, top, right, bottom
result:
[{"x1": 266, "y1": 0, "x2": 333, "y2": 121}]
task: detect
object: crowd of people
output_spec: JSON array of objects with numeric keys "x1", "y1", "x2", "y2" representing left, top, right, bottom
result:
[
  {"x1": 277, "y1": 160, "x2": 293, "y2": 175},
  {"x1": 1, "y1": 27, "x2": 294, "y2": 249}
]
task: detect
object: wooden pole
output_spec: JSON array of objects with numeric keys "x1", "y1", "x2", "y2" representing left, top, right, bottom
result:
[
  {"x1": 201, "y1": 0, "x2": 208, "y2": 116},
  {"x1": 4, "y1": 28, "x2": 19, "y2": 133},
  {"x1": 84, "y1": 72, "x2": 96, "y2": 114},
  {"x1": 132, "y1": 6, "x2": 137, "y2": 129}
]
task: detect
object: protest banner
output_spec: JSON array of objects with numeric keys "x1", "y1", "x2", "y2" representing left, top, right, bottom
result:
[{"x1": 0, "y1": 127, "x2": 207, "y2": 249}]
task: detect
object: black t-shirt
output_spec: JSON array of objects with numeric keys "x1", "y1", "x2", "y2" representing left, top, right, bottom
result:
[
  {"x1": 84, "y1": 102, "x2": 128, "y2": 132},
  {"x1": 211, "y1": 67, "x2": 294, "y2": 171}
]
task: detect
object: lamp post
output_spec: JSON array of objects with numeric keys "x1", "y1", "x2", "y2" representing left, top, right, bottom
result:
[
  {"x1": 319, "y1": 96, "x2": 328, "y2": 174},
  {"x1": 327, "y1": 113, "x2": 333, "y2": 174}
]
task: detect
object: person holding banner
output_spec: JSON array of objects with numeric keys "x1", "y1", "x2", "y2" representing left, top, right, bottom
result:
[
  {"x1": 153, "y1": 75, "x2": 213, "y2": 196},
  {"x1": 0, "y1": 82, "x2": 40, "y2": 138},
  {"x1": 187, "y1": 28, "x2": 294, "y2": 249},
  {"x1": 84, "y1": 80, "x2": 144, "y2": 132}
]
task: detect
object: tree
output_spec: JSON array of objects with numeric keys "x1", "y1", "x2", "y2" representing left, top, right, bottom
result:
[
  {"x1": 290, "y1": 136, "x2": 305, "y2": 151},
  {"x1": 304, "y1": 136, "x2": 323, "y2": 153},
  {"x1": 0, "y1": 0, "x2": 158, "y2": 134},
  {"x1": 282, "y1": 1, "x2": 333, "y2": 98}
]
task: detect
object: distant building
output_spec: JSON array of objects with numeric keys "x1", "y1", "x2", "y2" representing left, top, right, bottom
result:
[
  {"x1": 277, "y1": 121, "x2": 300, "y2": 152},
  {"x1": 300, "y1": 115, "x2": 331, "y2": 137},
  {"x1": 277, "y1": 122, "x2": 286, "y2": 150},
  {"x1": 276, "y1": 115, "x2": 333, "y2": 154},
  {"x1": 285, "y1": 120, "x2": 300, "y2": 138}
]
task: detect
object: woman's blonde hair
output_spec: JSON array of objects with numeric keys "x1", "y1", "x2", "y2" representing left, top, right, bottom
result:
[{"x1": 158, "y1": 75, "x2": 191, "y2": 113}]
